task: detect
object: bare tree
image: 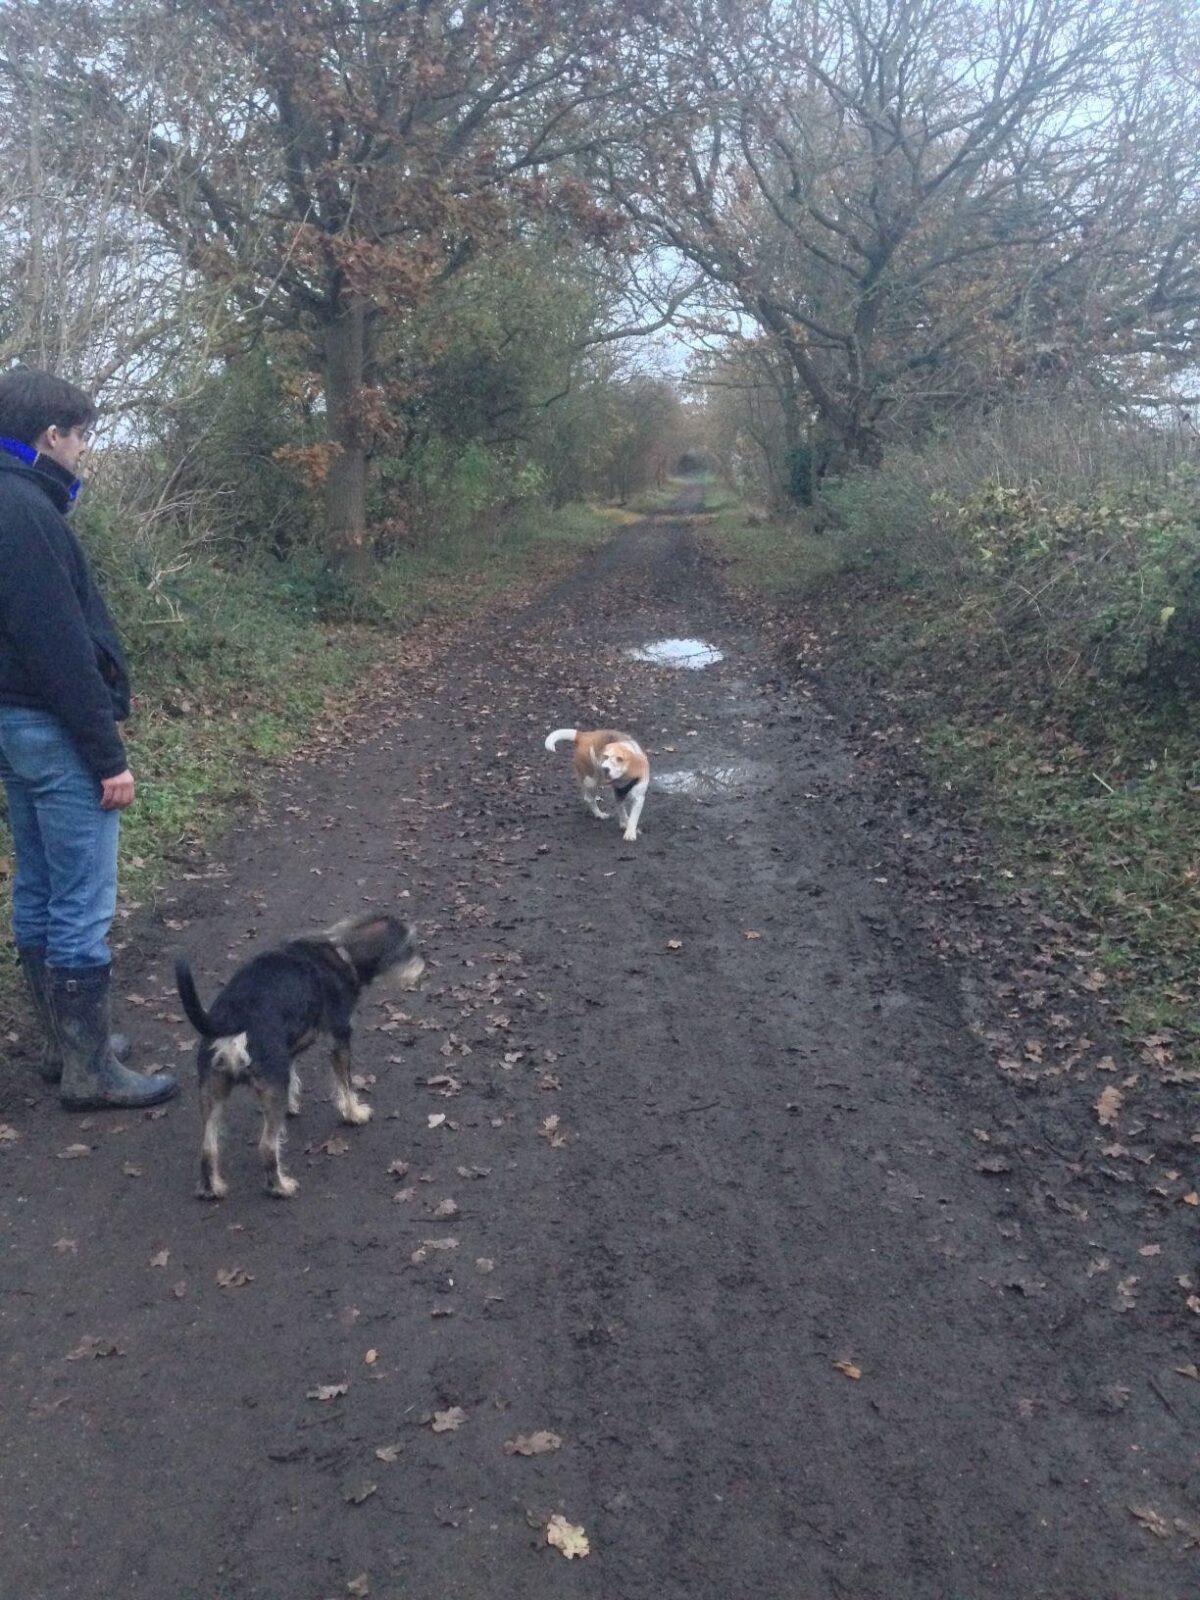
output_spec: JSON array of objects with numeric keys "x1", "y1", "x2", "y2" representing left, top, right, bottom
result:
[{"x1": 604, "y1": 0, "x2": 1200, "y2": 471}]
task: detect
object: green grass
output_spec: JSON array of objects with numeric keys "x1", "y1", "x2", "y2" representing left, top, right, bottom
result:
[
  {"x1": 701, "y1": 502, "x2": 842, "y2": 592},
  {"x1": 705, "y1": 491, "x2": 1200, "y2": 1073}
]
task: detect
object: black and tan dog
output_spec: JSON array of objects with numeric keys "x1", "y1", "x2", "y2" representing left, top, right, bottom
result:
[{"x1": 175, "y1": 914, "x2": 424, "y2": 1200}]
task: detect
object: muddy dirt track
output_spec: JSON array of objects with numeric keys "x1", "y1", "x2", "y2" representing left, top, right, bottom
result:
[{"x1": 1, "y1": 498, "x2": 1197, "y2": 1600}]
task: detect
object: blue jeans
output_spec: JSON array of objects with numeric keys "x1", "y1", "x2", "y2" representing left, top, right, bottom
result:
[{"x1": 0, "y1": 707, "x2": 119, "y2": 969}]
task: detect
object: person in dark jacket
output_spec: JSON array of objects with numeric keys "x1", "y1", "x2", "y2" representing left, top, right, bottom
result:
[{"x1": 0, "y1": 368, "x2": 175, "y2": 1109}]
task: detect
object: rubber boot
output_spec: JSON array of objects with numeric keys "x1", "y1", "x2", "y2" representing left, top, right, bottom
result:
[
  {"x1": 17, "y1": 946, "x2": 131, "y2": 1083},
  {"x1": 51, "y1": 965, "x2": 177, "y2": 1111}
]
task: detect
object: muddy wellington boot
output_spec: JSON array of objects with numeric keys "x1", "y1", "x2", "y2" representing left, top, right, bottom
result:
[
  {"x1": 17, "y1": 946, "x2": 132, "y2": 1083},
  {"x1": 51, "y1": 965, "x2": 177, "y2": 1111}
]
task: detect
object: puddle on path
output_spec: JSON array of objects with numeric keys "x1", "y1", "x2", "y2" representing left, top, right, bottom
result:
[
  {"x1": 654, "y1": 760, "x2": 773, "y2": 797},
  {"x1": 629, "y1": 637, "x2": 724, "y2": 669}
]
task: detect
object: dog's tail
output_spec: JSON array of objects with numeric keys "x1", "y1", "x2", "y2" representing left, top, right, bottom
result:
[
  {"x1": 544, "y1": 727, "x2": 577, "y2": 753},
  {"x1": 174, "y1": 959, "x2": 217, "y2": 1038}
]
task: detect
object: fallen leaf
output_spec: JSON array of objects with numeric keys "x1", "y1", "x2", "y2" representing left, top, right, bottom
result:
[
  {"x1": 387, "y1": 1159, "x2": 410, "y2": 1179},
  {"x1": 427, "y1": 1113, "x2": 447, "y2": 1130},
  {"x1": 665, "y1": 939, "x2": 683, "y2": 952},
  {"x1": 171, "y1": 1281, "x2": 188, "y2": 1300},
  {"x1": 307, "y1": 1382, "x2": 349, "y2": 1402},
  {"x1": 1095, "y1": 1087, "x2": 1124, "y2": 1128},
  {"x1": 66, "y1": 1335, "x2": 123, "y2": 1361},
  {"x1": 122, "y1": 1163, "x2": 143, "y2": 1178},
  {"x1": 149, "y1": 1249, "x2": 170, "y2": 1269},
  {"x1": 744, "y1": 930, "x2": 763, "y2": 940},
  {"x1": 345, "y1": 1482, "x2": 377, "y2": 1505},
  {"x1": 365, "y1": 1348, "x2": 378, "y2": 1366},
  {"x1": 1130, "y1": 1505, "x2": 1171, "y2": 1538},
  {"x1": 1138, "y1": 1244, "x2": 1162, "y2": 1258},
  {"x1": 545, "y1": 1515, "x2": 590, "y2": 1559},
  {"x1": 53, "y1": 1238, "x2": 78, "y2": 1254},
  {"x1": 0, "y1": 1122, "x2": 20, "y2": 1144},
  {"x1": 347, "y1": 1576, "x2": 370, "y2": 1598},
  {"x1": 505, "y1": 1431, "x2": 562, "y2": 1456},
  {"x1": 1174, "y1": 1363, "x2": 1200, "y2": 1380},
  {"x1": 833, "y1": 1360, "x2": 862, "y2": 1380},
  {"x1": 475, "y1": 1258, "x2": 496, "y2": 1273},
  {"x1": 314, "y1": 1135, "x2": 350, "y2": 1157},
  {"x1": 1117, "y1": 1275, "x2": 1140, "y2": 1311},
  {"x1": 216, "y1": 1266, "x2": 254, "y2": 1289},
  {"x1": 538, "y1": 1114, "x2": 568, "y2": 1148},
  {"x1": 431, "y1": 1406, "x2": 466, "y2": 1433},
  {"x1": 424, "y1": 1074, "x2": 462, "y2": 1096},
  {"x1": 1182, "y1": 1191, "x2": 1199, "y2": 1207},
  {"x1": 432, "y1": 1198, "x2": 459, "y2": 1219},
  {"x1": 976, "y1": 1157, "x2": 1012, "y2": 1175},
  {"x1": 57, "y1": 1143, "x2": 91, "y2": 1160},
  {"x1": 374, "y1": 1443, "x2": 403, "y2": 1463}
]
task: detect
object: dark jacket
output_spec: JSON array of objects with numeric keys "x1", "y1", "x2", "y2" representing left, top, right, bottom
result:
[{"x1": 0, "y1": 445, "x2": 130, "y2": 780}]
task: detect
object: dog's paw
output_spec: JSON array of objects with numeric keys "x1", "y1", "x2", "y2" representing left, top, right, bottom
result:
[
  {"x1": 197, "y1": 1177, "x2": 228, "y2": 1202},
  {"x1": 623, "y1": 828, "x2": 639, "y2": 842},
  {"x1": 287, "y1": 1097, "x2": 302, "y2": 1118},
  {"x1": 342, "y1": 1099, "x2": 373, "y2": 1126},
  {"x1": 267, "y1": 1174, "x2": 299, "y2": 1199}
]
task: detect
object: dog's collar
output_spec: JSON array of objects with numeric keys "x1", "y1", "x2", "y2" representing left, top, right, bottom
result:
[{"x1": 612, "y1": 777, "x2": 637, "y2": 801}]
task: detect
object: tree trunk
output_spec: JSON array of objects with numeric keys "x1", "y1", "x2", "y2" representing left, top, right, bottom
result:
[{"x1": 322, "y1": 294, "x2": 372, "y2": 580}]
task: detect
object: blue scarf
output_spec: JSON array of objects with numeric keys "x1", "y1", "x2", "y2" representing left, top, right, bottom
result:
[{"x1": 0, "y1": 435, "x2": 81, "y2": 500}]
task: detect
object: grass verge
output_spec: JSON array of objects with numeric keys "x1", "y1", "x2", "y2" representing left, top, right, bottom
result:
[{"x1": 703, "y1": 494, "x2": 1200, "y2": 1072}]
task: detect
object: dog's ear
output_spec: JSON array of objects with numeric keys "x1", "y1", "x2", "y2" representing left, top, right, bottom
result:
[{"x1": 339, "y1": 913, "x2": 413, "y2": 974}]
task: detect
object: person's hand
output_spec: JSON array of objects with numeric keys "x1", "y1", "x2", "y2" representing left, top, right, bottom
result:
[{"x1": 100, "y1": 769, "x2": 135, "y2": 811}]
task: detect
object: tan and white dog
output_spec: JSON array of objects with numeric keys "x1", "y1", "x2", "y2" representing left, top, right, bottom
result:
[{"x1": 544, "y1": 728, "x2": 650, "y2": 841}]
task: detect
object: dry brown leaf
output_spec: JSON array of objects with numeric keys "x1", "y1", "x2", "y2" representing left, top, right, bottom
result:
[
  {"x1": 149, "y1": 1249, "x2": 170, "y2": 1269},
  {"x1": 1130, "y1": 1505, "x2": 1171, "y2": 1538},
  {"x1": 364, "y1": 1348, "x2": 378, "y2": 1366},
  {"x1": 665, "y1": 939, "x2": 683, "y2": 952},
  {"x1": 375, "y1": 1443, "x2": 403, "y2": 1463},
  {"x1": 505, "y1": 1430, "x2": 562, "y2": 1456},
  {"x1": 0, "y1": 1122, "x2": 20, "y2": 1144},
  {"x1": 1117, "y1": 1275, "x2": 1140, "y2": 1311},
  {"x1": 538, "y1": 1114, "x2": 569, "y2": 1148},
  {"x1": 1174, "y1": 1363, "x2": 1200, "y2": 1380},
  {"x1": 53, "y1": 1238, "x2": 78, "y2": 1255},
  {"x1": 171, "y1": 1281, "x2": 188, "y2": 1300},
  {"x1": 216, "y1": 1266, "x2": 254, "y2": 1289},
  {"x1": 425, "y1": 1074, "x2": 462, "y2": 1096},
  {"x1": 833, "y1": 1360, "x2": 862, "y2": 1380},
  {"x1": 307, "y1": 1381, "x2": 349, "y2": 1402},
  {"x1": 122, "y1": 1163, "x2": 143, "y2": 1178},
  {"x1": 1095, "y1": 1087, "x2": 1124, "y2": 1127},
  {"x1": 427, "y1": 1113, "x2": 447, "y2": 1129},
  {"x1": 545, "y1": 1515, "x2": 590, "y2": 1559},
  {"x1": 475, "y1": 1258, "x2": 496, "y2": 1273},
  {"x1": 345, "y1": 1482, "x2": 378, "y2": 1505},
  {"x1": 744, "y1": 930, "x2": 763, "y2": 940},
  {"x1": 386, "y1": 1159, "x2": 410, "y2": 1179},
  {"x1": 431, "y1": 1406, "x2": 466, "y2": 1433},
  {"x1": 347, "y1": 1576, "x2": 370, "y2": 1598},
  {"x1": 57, "y1": 1143, "x2": 91, "y2": 1160},
  {"x1": 1182, "y1": 1191, "x2": 1199, "y2": 1207},
  {"x1": 314, "y1": 1135, "x2": 350, "y2": 1157},
  {"x1": 66, "y1": 1335, "x2": 123, "y2": 1361},
  {"x1": 1138, "y1": 1244, "x2": 1162, "y2": 1258},
  {"x1": 432, "y1": 1198, "x2": 459, "y2": 1219}
]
